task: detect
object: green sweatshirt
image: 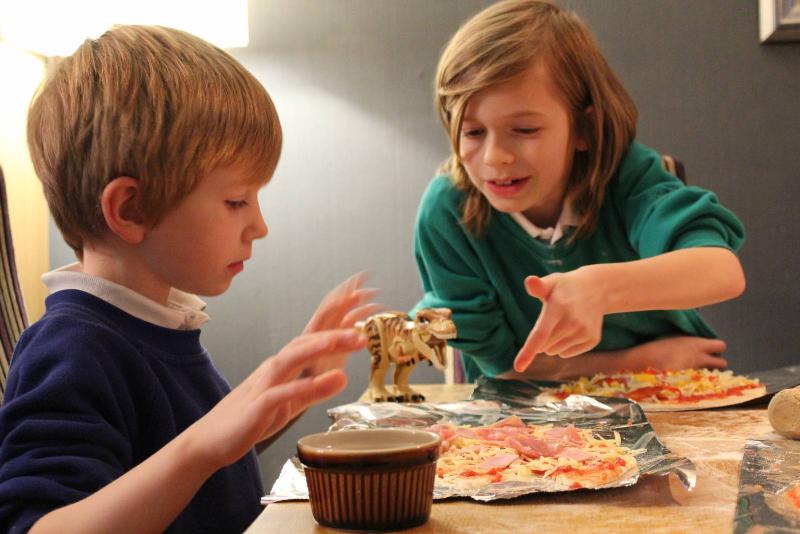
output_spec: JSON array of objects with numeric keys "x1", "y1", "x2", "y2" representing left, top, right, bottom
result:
[{"x1": 412, "y1": 142, "x2": 744, "y2": 381}]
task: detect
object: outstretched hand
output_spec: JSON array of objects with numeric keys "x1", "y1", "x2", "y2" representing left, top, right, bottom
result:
[
  {"x1": 302, "y1": 271, "x2": 382, "y2": 375},
  {"x1": 187, "y1": 328, "x2": 367, "y2": 470},
  {"x1": 513, "y1": 270, "x2": 605, "y2": 372},
  {"x1": 303, "y1": 271, "x2": 381, "y2": 334},
  {"x1": 186, "y1": 272, "x2": 381, "y2": 469}
]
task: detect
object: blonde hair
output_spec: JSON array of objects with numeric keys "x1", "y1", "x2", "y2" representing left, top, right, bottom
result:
[
  {"x1": 436, "y1": 0, "x2": 637, "y2": 238},
  {"x1": 28, "y1": 25, "x2": 282, "y2": 256}
]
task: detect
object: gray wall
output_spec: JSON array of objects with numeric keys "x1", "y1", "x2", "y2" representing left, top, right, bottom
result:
[{"x1": 49, "y1": 0, "x2": 800, "y2": 492}]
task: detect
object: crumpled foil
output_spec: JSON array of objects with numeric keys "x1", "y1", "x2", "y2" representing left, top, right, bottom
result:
[
  {"x1": 471, "y1": 377, "x2": 696, "y2": 484},
  {"x1": 262, "y1": 376, "x2": 696, "y2": 503},
  {"x1": 734, "y1": 439, "x2": 800, "y2": 533}
]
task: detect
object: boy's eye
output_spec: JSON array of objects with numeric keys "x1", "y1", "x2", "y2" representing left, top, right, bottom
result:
[
  {"x1": 461, "y1": 128, "x2": 485, "y2": 138},
  {"x1": 226, "y1": 200, "x2": 248, "y2": 209},
  {"x1": 514, "y1": 127, "x2": 540, "y2": 135}
]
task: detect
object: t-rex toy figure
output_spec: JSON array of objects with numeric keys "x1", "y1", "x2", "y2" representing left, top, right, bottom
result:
[{"x1": 358, "y1": 308, "x2": 457, "y2": 402}]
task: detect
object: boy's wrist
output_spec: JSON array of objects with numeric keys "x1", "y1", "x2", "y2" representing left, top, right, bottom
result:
[{"x1": 170, "y1": 426, "x2": 224, "y2": 481}]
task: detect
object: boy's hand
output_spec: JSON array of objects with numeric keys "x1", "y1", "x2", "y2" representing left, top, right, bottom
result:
[
  {"x1": 186, "y1": 328, "x2": 367, "y2": 470},
  {"x1": 303, "y1": 271, "x2": 381, "y2": 333},
  {"x1": 631, "y1": 336, "x2": 728, "y2": 370},
  {"x1": 302, "y1": 272, "x2": 382, "y2": 374},
  {"x1": 514, "y1": 270, "x2": 606, "y2": 372}
]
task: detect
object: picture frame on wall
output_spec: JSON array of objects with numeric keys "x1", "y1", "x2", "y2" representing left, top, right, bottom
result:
[{"x1": 760, "y1": 0, "x2": 800, "y2": 42}]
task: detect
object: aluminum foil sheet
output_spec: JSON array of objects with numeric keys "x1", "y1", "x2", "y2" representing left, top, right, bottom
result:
[
  {"x1": 263, "y1": 377, "x2": 696, "y2": 503},
  {"x1": 734, "y1": 439, "x2": 800, "y2": 533},
  {"x1": 471, "y1": 376, "x2": 696, "y2": 485}
]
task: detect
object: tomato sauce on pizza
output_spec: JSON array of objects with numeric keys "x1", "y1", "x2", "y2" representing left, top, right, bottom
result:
[{"x1": 540, "y1": 367, "x2": 766, "y2": 411}]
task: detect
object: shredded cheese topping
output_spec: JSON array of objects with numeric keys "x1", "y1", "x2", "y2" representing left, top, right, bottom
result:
[
  {"x1": 549, "y1": 367, "x2": 762, "y2": 404},
  {"x1": 427, "y1": 416, "x2": 638, "y2": 490}
]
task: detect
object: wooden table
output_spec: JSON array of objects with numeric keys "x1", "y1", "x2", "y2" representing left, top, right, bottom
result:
[{"x1": 246, "y1": 384, "x2": 782, "y2": 533}]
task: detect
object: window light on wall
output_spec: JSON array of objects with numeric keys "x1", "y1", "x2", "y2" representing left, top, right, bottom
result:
[{"x1": 0, "y1": 0, "x2": 249, "y2": 57}]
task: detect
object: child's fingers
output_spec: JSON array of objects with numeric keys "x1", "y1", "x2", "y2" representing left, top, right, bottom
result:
[
  {"x1": 342, "y1": 302, "x2": 385, "y2": 327},
  {"x1": 524, "y1": 306, "x2": 561, "y2": 355},
  {"x1": 238, "y1": 356, "x2": 277, "y2": 391},
  {"x1": 357, "y1": 287, "x2": 381, "y2": 305},
  {"x1": 305, "y1": 279, "x2": 379, "y2": 333},
  {"x1": 524, "y1": 275, "x2": 551, "y2": 301},
  {"x1": 545, "y1": 322, "x2": 601, "y2": 358},
  {"x1": 333, "y1": 271, "x2": 370, "y2": 300},
  {"x1": 541, "y1": 332, "x2": 577, "y2": 356},
  {"x1": 555, "y1": 338, "x2": 598, "y2": 359},
  {"x1": 284, "y1": 369, "x2": 349, "y2": 404},
  {"x1": 526, "y1": 273, "x2": 564, "y2": 300},
  {"x1": 309, "y1": 368, "x2": 349, "y2": 399},
  {"x1": 283, "y1": 328, "x2": 365, "y2": 363},
  {"x1": 345, "y1": 270, "x2": 369, "y2": 291},
  {"x1": 254, "y1": 370, "x2": 348, "y2": 437},
  {"x1": 340, "y1": 288, "x2": 381, "y2": 319},
  {"x1": 328, "y1": 271, "x2": 365, "y2": 295},
  {"x1": 241, "y1": 329, "x2": 362, "y2": 393},
  {"x1": 515, "y1": 333, "x2": 544, "y2": 372},
  {"x1": 513, "y1": 351, "x2": 536, "y2": 373},
  {"x1": 285, "y1": 328, "x2": 366, "y2": 353},
  {"x1": 265, "y1": 330, "x2": 366, "y2": 385},
  {"x1": 515, "y1": 302, "x2": 567, "y2": 371},
  {"x1": 514, "y1": 320, "x2": 551, "y2": 372},
  {"x1": 699, "y1": 338, "x2": 727, "y2": 355},
  {"x1": 305, "y1": 273, "x2": 365, "y2": 328},
  {"x1": 698, "y1": 354, "x2": 728, "y2": 369},
  {"x1": 538, "y1": 320, "x2": 579, "y2": 356}
]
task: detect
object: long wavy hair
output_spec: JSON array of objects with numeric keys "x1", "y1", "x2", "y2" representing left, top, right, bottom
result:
[{"x1": 435, "y1": 0, "x2": 637, "y2": 238}]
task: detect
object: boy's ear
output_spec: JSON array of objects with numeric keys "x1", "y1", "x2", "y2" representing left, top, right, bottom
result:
[
  {"x1": 101, "y1": 177, "x2": 146, "y2": 244},
  {"x1": 575, "y1": 105, "x2": 594, "y2": 152}
]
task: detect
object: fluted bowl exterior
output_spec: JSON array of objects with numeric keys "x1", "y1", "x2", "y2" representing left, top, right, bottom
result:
[{"x1": 297, "y1": 429, "x2": 440, "y2": 530}]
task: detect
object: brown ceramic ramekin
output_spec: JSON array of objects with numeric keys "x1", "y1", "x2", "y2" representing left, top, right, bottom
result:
[{"x1": 297, "y1": 428, "x2": 441, "y2": 531}]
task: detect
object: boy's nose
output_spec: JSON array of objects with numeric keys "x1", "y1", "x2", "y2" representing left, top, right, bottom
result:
[
  {"x1": 483, "y1": 135, "x2": 514, "y2": 166},
  {"x1": 247, "y1": 208, "x2": 269, "y2": 241}
]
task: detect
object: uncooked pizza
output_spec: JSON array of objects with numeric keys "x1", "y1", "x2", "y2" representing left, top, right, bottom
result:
[
  {"x1": 537, "y1": 367, "x2": 766, "y2": 411},
  {"x1": 426, "y1": 416, "x2": 639, "y2": 491}
]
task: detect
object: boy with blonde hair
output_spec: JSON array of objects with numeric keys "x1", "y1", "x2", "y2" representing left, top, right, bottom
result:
[{"x1": 0, "y1": 25, "x2": 376, "y2": 533}]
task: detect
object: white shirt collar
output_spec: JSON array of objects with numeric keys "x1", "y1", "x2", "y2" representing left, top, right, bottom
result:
[
  {"x1": 42, "y1": 263, "x2": 210, "y2": 330},
  {"x1": 510, "y1": 202, "x2": 579, "y2": 245}
]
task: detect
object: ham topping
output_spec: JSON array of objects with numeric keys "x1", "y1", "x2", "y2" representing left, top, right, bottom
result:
[{"x1": 428, "y1": 418, "x2": 589, "y2": 460}]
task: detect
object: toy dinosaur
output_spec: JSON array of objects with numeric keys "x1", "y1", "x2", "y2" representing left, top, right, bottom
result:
[{"x1": 357, "y1": 308, "x2": 456, "y2": 402}]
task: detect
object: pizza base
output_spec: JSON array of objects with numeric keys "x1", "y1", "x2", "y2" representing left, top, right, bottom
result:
[
  {"x1": 432, "y1": 419, "x2": 639, "y2": 492},
  {"x1": 635, "y1": 384, "x2": 767, "y2": 412},
  {"x1": 440, "y1": 451, "x2": 638, "y2": 491},
  {"x1": 535, "y1": 380, "x2": 767, "y2": 412},
  {"x1": 552, "y1": 452, "x2": 639, "y2": 488}
]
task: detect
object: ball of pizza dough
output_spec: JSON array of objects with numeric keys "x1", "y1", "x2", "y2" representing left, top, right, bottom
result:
[{"x1": 768, "y1": 387, "x2": 800, "y2": 439}]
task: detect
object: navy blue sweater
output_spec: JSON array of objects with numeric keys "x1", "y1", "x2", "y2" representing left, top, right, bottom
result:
[{"x1": 0, "y1": 290, "x2": 263, "y2": 533}]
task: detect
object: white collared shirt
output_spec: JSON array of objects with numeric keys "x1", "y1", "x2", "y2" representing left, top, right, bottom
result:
[
  {"x1": 42, "y1": 263, "x2": 210, "y2": 330},
  {"x1": 510, "y1": 203, "x2": 578, "y2": 245}
]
